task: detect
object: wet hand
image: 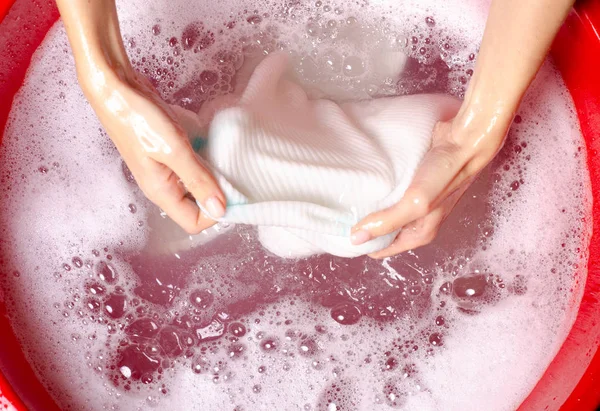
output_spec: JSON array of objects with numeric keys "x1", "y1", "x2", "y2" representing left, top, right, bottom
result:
[
  {"x1": 56, "y1": 0, "x2": 226, "y2": 235},
  {"x1": 83, "y1": 67, "x2": 226, "y2": 235},
  {"x1": 351, "y1": 109, "x2": 512, "y2": 258}
]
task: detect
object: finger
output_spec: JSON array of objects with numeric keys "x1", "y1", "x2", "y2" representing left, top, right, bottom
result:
[
  {"x1": 166, "y1": 143, "x2": 227, "y2": 221},
  {"x1": 351, "y1": 142, "x2": 466, "y2": 244},
  {"x1": 404, "y1": 142, "x2": 470, "y2": 210},
  {"x1": 369, "y1": 212, "x2": 442, "y2": 259},
  {"x1": 142, "y1": 159, "x2": 218, "y2": 234},
  {"x1": 369, "y1": 181, "x2": 470, "y2": 258}
]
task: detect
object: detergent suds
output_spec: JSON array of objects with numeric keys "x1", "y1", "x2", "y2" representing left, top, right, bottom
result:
[{"x1": 0, "y1": 0, "x2": 592, "y2": 409}]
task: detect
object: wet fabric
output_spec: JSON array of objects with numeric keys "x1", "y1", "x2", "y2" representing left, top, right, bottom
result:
[{"x1": 172, "y1": 52, "x2": 460, "y2": 258}]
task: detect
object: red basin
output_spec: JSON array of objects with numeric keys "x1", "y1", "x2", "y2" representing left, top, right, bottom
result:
[{"x1": 0, "y1": 0, "x2": 599, "y2": 409}]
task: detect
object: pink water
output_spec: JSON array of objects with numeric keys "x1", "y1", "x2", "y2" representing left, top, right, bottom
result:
[{"x1": 0, "y1": 0, "x2": 592, "y2": 409}]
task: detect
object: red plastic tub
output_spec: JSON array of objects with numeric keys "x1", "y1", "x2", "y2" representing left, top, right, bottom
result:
[{"x1": 0, "y1": 0, "x2": 599, "y2": 409}]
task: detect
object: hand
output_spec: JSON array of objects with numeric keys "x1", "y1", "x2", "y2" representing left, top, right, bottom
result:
[
  {"x1": 56, "y1": 0, "x2": 226, "y2": 235},
  {"x1": 83, "y1": 65, "x2": 226, "y2": 234},
  {"x1": 351, "y1": 110, "x2": 510, "y2": 258},
  {"x1": 347, "y1": 0, "x2": 576, "y2": 258}
]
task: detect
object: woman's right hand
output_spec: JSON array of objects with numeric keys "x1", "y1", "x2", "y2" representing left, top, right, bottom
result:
[
  {"x1": 352, "y1": 0, "x2": 576, "y2": 257},
  {"x1": 56, "y1": 0, "x2": 226, "y2": 234}
]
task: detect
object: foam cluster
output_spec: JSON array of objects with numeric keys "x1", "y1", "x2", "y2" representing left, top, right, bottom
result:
[
  {"x1": 0, "y1": 0, "x2": 592, "y2": 409},
  {"x1": 0, "y1": 386, "x2": 17, "y2": 411}
]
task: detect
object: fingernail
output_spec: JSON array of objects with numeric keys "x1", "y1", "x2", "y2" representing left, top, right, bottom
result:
[
  {"x1": 204, "y1": 196, "x2": 225, "y2": 218},
  {"x1": 350, "y1": 229, "x2": 371, "y2": 245}
]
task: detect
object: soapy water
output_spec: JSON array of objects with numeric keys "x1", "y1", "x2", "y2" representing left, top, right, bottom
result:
[
  {"x1": 0, "y1": 0, "x2": 593, "y2": 409},
  {"x1": 0, "y1": 391, "x2": 17, "y2": 411}
]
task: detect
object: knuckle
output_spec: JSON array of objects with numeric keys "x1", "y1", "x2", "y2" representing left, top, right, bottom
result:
[
  {"x1": 171, "y1": 139, "x2": 190, "y2": 156},
  {"x1": 178, "y1": 166, "x2": 213, "y2": 195},
  {"x1": 415, "y1": 200, "x2": 431, "y2": 217},
  {"x1": 404, "y1": 188, "x2": 431, "y2": 216},
  {"x1": 183, "y1": 176, "x2": 208, "y2": 193},
  {"x1": 377, "y1": 215, "x2": 404, "y2": 235},
  {"x1": 386, "y1": 222, "x2": 403, "y2": 234}
]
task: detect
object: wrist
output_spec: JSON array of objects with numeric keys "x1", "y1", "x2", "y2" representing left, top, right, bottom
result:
[
  {"x1": 74, "y1": 34, "x2": 136, "y2": 100},
  {"x1": 450, "y1": 92, "x2": 515, "y2": 161},
  {"x1": 456, "y1": 99, "x2": 515, "y2": 134},
  {"x1": 455, "y1": 77, "x2": 518, "y2": 140},
  {"x1": 58, "y1": 0, "x2": 133, "y2": 96}
]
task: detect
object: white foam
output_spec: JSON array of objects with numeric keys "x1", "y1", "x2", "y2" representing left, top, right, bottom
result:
[
  {"x1": 0, "y1": 0, "x2": 592, "y2": 409},
  {"x1": 0, "y1": 390, "x2": 18, "y2": 411}
]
